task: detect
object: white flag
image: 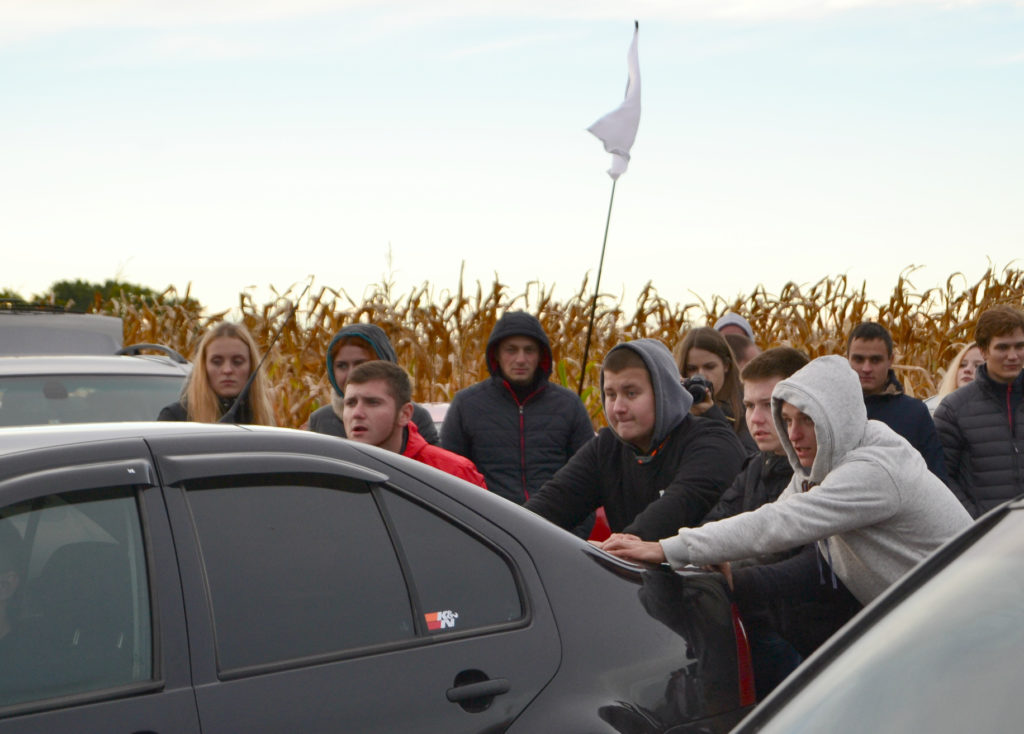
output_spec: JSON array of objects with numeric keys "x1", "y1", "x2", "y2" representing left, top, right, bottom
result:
[{"x1": 588, "y1": 22, "x2": 641, "y2": 180}]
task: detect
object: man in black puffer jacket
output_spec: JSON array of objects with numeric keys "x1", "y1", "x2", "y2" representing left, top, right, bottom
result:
[
  {"x1": 442, "y1": 312, "x2": 594, "y2": 505},
  {"x1": 934, "y1": 305, "x2": 1024, "y2": 518}
]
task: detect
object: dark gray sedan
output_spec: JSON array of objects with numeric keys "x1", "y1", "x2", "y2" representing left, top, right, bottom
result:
[{"x1": 0, "y1": 423, "x2": 754, "y2": 732}]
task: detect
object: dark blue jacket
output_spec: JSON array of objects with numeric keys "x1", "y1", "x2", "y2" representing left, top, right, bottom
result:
[
  {"x1": 864, "y1": 371, "x2": 950, "y2": 485},
  {"x1": 442, "y1": 312, "x2": 594, "y2": 504}
]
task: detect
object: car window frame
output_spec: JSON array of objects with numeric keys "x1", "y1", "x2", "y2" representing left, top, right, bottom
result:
[
  {"x1": 0, "y1": 459, "x2": 168, "y2": 719},
  {"x1": 161, "y1": 466, "x2": 532, "y2": 681}
]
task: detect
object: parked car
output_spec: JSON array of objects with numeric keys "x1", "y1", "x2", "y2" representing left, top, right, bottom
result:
[
  {"x1": 0, "y1": 423, "x2": 754, "y2": 732},
  {"x1": 0, "y1": 308, "x2": 190, "y2": 426},
  {"x1": 0, "y1": 307, "x2": 125, "y2": 356},
  {"x1": 732, "y1": 496, "x2": 1024, "y2": 734},
  {"x1": 0, "y1": 352, "x2": 190, "y2": 426}
]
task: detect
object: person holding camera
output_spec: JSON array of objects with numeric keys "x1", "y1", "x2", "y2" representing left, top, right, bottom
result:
[
  {"x1": 676, "y1": 327, "x2": 757, "y2": 454},
  {"x1": 524, "y1": 339, "x2": 747, "y2": 541}
]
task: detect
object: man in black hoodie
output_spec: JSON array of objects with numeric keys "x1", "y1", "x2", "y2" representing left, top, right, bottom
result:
[
  {"x1": 524, "y1": 339, "x2": 746, "y2": 540},
  {"x1": 442, "y1": 312, "x2": 593, "y2": 505}
]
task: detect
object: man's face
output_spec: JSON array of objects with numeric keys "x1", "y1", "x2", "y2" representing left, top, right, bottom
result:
[
  {"x1": 743, "y1": 377, "x2": 785, "y2": 455},
  {"x1": 342, "y1": 379, "x2": 411, "y2": 452},
  {"x1": 983, "y1": 328, "x2": 1024, "y2": 384},
  {"x1": 333, "y1": 343, "x2": 374, "y2": 394},
  {"x1": 847, "y1": 338, "x2": 893, "y2": 395},
  {"x1": 497, "y1": 336, "x2": 541, "y2": 386},
  {"x1": 780, "y1": 401, "x2": 818, "y2": 468},
  {"x1": 603, "y1": 366, "x2": 656, "y2": 451}
]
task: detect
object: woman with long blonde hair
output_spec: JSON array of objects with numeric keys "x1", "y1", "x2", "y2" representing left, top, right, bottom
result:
[
  {"x1": 925, "y1": 342, "x2": 984, "y2": 415},
  {"x1": 158, "y1": 321, "x2": 275, "y2": 425}
]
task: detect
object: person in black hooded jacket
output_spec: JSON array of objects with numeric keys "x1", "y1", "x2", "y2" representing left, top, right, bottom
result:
[
  {"x1": 524, "y1": 338, "x2": 746, "y2": 540},
  {"x1": 442, "y1": 311, "x2": 594, "y2": 505},
  {"x1": 307, "y1": 323, "x2": 438, "y2": 444}
]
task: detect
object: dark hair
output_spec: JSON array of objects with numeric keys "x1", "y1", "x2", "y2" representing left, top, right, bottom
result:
[
  {"x1": 847, "y1": 322, "x2": 893, "y2": 356},
  {"x1": 975, "y1": 305, "x2": 1024, "y2": 350},
  {"x1": 602, "y1": 346, "x2": 647, "y2": 374},
  {"x1": 346, "y1": 361, "x2": 413, "y2": 406},
  {"x1": 724, "y1": 333, "x2": 755, "y2": 360},
  {"x1": 741, "y1": 347, "x2": 810, "y2": 382},
  {"x1": 674, "y1": 327, "x2": 743, "y2": 431}
]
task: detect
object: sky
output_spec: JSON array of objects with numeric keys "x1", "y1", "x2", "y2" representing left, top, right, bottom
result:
[{"x1": 3, "y1": 0, "x2": 1022, "y2": 316}]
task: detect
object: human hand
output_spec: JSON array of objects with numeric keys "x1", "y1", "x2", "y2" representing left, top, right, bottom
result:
[
  {"x1": 703, "y1": 562, "x2": 733, "y2": 590},
  {"x1": 600, "y1": 535, "x2": 667, "y2": 565}
]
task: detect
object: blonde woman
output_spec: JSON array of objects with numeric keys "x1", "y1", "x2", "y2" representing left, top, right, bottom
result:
[
  {"x1": 924, "y1": 343, "x2": 984, "y2": 415},
  {"x1": 158, "y1": 322, "x2": 275, "y2": 425}
]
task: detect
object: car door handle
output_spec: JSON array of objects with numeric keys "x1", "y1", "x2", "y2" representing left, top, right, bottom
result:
[{"x1": 446, "y1": 677, "x2": 510, "y2": 702}]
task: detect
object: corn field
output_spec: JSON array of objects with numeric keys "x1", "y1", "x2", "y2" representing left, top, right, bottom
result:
[{"x1": 101, "y1": 265, "x2": 1024, "y2": 430}]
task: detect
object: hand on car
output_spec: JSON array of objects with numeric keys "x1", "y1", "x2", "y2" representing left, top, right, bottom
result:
[{"x1": 599, "y1": 534, "x2": 667, "y2": 565}]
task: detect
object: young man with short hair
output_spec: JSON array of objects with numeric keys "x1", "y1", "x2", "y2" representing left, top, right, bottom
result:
[
  {"x1": 934, "y1": 305, "x2": 1024, "y2": 517},
  {"x1": 602, "y1": 355, "x2": 971, "y2": 606},
  {"x1": 442, "y1": 311, "x2": 594, "y2": 505},
  {"x1": 846, "y1": 322, "x2": 948, "y2": 482},
  {"x1": 523, "y1": 339, "x2": 747, "y2": 540},
  {"x1": 309, "y1": 323, "x2": 439, "y2": 444},
  {"x1": 342, "y1": 361, "x2": 487, "y2": 488}
]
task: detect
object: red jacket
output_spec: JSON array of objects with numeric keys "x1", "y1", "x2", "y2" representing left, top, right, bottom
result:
[{"x1": 403, "y1": 423, "x2": 488, "y2": 489}]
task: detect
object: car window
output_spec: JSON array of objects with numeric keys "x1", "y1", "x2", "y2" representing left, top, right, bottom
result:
[
  {"x1": 184, "y1": 478, "x2": 416, "y2": 672},
  {"x1": 0, "y1": 374, "x2": 185, "y2": 426},
  {"x1": 0, "y1": 489, "x2": 152, "y2": 708},
  {"x1": 753, "y1": 516, "x2": 1024, "y2": 734},
  {"x1": 378, "y1": 487, "x2": 522, "y2": 634}
]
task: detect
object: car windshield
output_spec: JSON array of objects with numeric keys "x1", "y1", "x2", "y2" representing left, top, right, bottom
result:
[
  {"x1": 753, "y1": 514, "x2": 1024, "y2": 734},
  {"x1": 0, "y1": 374, "x2": 184, "y2": 425}
]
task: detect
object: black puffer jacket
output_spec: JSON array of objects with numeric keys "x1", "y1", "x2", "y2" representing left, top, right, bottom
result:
[
  {"x1": 702, "y1": 452, "x2": 792, "y2": 525},
  {"x1": 442, "y1": 312, "x2": 594, "y2": 504},
  {"x1": 934, "y1": 364, "x2": 1024, "y2": 517}
]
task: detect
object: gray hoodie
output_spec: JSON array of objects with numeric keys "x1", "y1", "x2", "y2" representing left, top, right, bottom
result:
[{"x1": 660, "y1": 355, "x2": 971, "y2": 604}]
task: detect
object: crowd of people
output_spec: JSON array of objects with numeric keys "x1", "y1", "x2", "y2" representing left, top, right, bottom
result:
[{"x1": 157, "y1": 302, "x2": 1024, "y2": 699}]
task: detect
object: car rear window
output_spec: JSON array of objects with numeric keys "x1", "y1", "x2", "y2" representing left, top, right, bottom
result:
[{"x1": 0, "y1": 375, "x2": 185, "y2": 426}]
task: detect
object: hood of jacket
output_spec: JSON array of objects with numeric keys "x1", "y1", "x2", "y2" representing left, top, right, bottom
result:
[
  {"x1": 772, "y1": 355, "x2": 868, "y2": 484},
  {"x1": 485, "y1": 311, "x2": 553, "y2": 383},
  {"x1": 601, "y1": 339, "x2": 693, "y2": 452},
  {"x1": 325, "y1": 324, "x2": 398, "y2": 396}
]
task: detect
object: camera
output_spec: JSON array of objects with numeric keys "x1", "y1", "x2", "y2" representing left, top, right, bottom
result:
[{"x1": 683, "y1": 374, "x2": 713, "y2": 403}]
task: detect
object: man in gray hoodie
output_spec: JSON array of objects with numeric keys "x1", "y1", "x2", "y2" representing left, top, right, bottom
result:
[{"x1": 602, "y1": 355, "x2": 971, "y2": 605}]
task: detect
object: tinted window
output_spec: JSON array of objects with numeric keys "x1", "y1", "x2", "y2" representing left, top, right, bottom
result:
[
  {"x1": 186, "y1": 479, "x2": 415, "y2": 672},
  {"x1": 379, "y1": 488, "x2": 522, "y2": 634},
  {"x1": 0, "y1": 489, "x2": 152, "y2": 708},
  {"x1": 755, "y1": 516, "x2": 1024, "y2": 734},
  {"x1": 0, "y1": 375, "x2": 185, "y2": 426}
]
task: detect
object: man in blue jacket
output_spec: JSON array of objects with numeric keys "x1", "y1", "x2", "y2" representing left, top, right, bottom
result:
[
  {"x1": 442, "y1": 311, "x2": 594, "y2": 506},
  {"x1": 846, "y1": 322, "x2": 949, "y2": 484}
]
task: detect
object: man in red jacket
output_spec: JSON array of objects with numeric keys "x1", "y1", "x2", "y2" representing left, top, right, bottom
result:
[{"x1": 343, "y1": 361, "x2": 487, "y2": 488}]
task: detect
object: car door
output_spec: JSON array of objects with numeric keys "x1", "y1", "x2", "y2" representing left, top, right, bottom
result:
[
  {"x1": 0, "y1": 440, "x2": 200, "y2": 733},
  {"x1": 155, "y1": 448, "x2": 561, "y2": 733}
]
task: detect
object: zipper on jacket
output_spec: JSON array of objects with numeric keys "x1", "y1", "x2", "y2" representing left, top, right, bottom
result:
[{"x1": 502, "y1": 380, "x2": 543, "y2": 502}]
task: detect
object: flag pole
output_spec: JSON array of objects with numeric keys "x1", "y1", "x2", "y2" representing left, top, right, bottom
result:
[
  {"x1": 578, "y1": 20, "x2": 639, "y2": 396},
  {"x1": 578, "y1": 178, "x2": 617, "y2": 396}
]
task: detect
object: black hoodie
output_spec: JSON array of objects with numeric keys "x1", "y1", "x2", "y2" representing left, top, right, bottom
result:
[{"x1": 524, "y1": 339, "x2": 747, "y2": 540}]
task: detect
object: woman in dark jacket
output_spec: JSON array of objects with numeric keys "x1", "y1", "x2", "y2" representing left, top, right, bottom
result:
[{"x1": 158, "y1": 321, "x2": 275, "y2": 425}]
